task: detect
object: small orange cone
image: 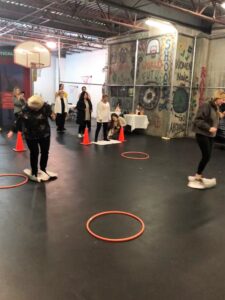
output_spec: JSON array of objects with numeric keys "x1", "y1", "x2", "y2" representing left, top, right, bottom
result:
[
  {"x1": 81, "y1": 128, "x2": 92, "y2": 145},
  {"x1": 118, "y1": 127, "x2": 126, "y2": 142},
  {"x1": 13, "y1": 131, "x2": 26, "y2": 152}
]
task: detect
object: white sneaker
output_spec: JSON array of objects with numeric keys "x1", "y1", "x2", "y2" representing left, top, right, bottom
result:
[
  {"x1": 29, "y1": 174, "x2": 41, "y2": 183},
  {"x1": 187, "y1": 179, "x2": 205, "y2": 189},
  {"x1": 188, "y1": 176, "x2": 197, "y2": 182},
  {"x1": 45, "y1": 170, "x2": 58, "y2": 179},
  {"x1": 78, "y1": 134, "x2": 82, "y2": 138},
  {"x1": 24, "y1": 168, "x2": 41, "y2": 182},
  {"x1": 38, "y1": 170, "x2": 50, "y2": 181}
]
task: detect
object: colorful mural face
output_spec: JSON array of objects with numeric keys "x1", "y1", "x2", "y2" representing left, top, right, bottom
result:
[
  {"x1": 108, "y1": 42, "x2": 136, "y2": 85},
  {"x1": 169, "y1": 35, "x2": 194, "y2": 137}
]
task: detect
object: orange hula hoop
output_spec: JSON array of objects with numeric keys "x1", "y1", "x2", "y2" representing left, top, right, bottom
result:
[
  {"x1": 86, "y1": 210, "x2": 145, "y2": 242},
  {"x1": 0, "y1": 174, "x2": 28, "y2": 189},
  {"x1": 121, "y1": 151, "x2": 149, "y2": 160}
]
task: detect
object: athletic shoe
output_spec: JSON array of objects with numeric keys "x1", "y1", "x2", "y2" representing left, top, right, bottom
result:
[
  {"x1": 38, "y1": 170, "x2": 50, "y2": 181},
  {"x1": 187, "y1": 180, "x2": 205, "y2": 189},
  {"x1": 188, "y1": 175, "x2": 197, "y2": 182},
  {"x1": 104, "y1": 138, "x2": 110, "y2": 141},
  {"x1": 45, "y1": 170, "x2": 58, "y2": 179},
  {"x1": 29, "y1": 174, "x2": 41, "y2": 183},
  {"x1": 78, "y1": 134, "x2": 82, "y2": 138}
]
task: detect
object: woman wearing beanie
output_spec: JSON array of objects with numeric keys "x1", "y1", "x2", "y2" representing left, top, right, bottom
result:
[
  {"x1": 188, "y1": 91, "x2": 225, "y2": 189},
  {"x1": 7, "y1": 95, "x2": 57, "y2": 182}
]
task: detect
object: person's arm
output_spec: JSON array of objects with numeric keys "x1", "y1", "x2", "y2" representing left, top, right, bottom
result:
[
  {"x1": 13, "y1": 97, "x2": 23, "y2": 109},
  {"x1": 46, "y1": 104, "x2": 56, "y2": 120},
  {"x1": 194, "y1": 103, "x2": 212, "y2": 132},
  {"x1": 7, "y1": 111, "x2": 23, "y2": 137},
  {"x1": 76, "y1": 100, "x2": 85, "y2": 111},
  {"x1": 96, "y1": 102, "x2": 102, "y2": 122},
  {"x1": 119, "y1": 117, "x2": 127, "y2": 127}
]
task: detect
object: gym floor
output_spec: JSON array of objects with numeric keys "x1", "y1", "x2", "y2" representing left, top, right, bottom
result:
[{"x1": 1, "y1": 122, "x2": 225, "y2": 300}]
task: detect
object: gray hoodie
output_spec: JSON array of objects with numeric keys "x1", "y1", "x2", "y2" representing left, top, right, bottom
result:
[{"x1": 193, "y1": 100, "x2": 219, "y2": 137}]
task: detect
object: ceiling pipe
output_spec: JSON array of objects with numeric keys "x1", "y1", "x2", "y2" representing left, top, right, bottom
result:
[
  {"x1": 0, "y1": 1, "x2": 56, "y2": 35},
  {"x1": 151, "y1": 0, "x2": 225, "y2": 26}
]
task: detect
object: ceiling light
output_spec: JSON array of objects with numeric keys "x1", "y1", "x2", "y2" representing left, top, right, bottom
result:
[
  {"x1": 145, "y1": 19, "x2": 176, "y2": 33},
  {"x1": 46, "y1": 41, "x2": 57, "y2": 49},
  {"x1": 221, "y1": 2, "x2": 225, "y2": 9}
]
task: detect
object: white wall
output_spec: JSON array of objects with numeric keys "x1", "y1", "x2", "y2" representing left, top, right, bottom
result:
[
  {"x1": 33, "y1": 56, "x2": 57, "y2": 104},
  {"x1": 61, "y1": 49, "x2": 108, "y2": 117}
]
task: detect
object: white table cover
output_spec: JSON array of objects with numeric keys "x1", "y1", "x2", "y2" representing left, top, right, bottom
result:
[{"x1": 124, "y1": 114, "x2": 149, "y2": 131}]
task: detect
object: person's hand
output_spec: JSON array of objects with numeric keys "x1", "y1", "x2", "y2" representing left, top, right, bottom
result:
[
  {"x1": 51, "y1": 113, "x2": 56, "y2": 120},
  {"x1": 209, "y1": 127, "x2": 217, "y2": 133},
  {"x1": 7, "y1": 131, "x2": 13, "y2": 138}
]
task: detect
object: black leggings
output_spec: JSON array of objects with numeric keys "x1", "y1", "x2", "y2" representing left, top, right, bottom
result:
[
  {"x1": 196, "y1": 134, "x2": 214, "y2": 175},
  {"x1": 95, "y1": 122, "x2": 108, "y2": 141},
  {"x1": 56, "y1": 113, "x2": 66, "y2": 130},
  {"x1": 26, "y1": 137, "x2": 50, "y2": 176},
  {"x1": 78, "y1": 120, "x2": 91, "y2": 134}
]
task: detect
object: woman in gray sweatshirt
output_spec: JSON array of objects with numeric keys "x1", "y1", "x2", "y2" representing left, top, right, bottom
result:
[{"x1": 189, "y1": 94, "x2": 225, "y2": 186}]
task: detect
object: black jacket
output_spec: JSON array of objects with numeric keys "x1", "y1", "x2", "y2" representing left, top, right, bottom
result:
[
  {"x1": 12, "y1": 103, "x2": 53, "y2": 140},
  {"x1": 76, "y1": 98, "x2": 92, "y2": 125},
  {"x1": 193, "y1": 100, "x2": 219, "y2": 137}
]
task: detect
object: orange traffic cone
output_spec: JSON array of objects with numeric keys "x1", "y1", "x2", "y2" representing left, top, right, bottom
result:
[
  {"x1": 80, "y1": 128, "x2": 92, "y2": 145},
  {"x1": 13, "y1": 131, "x2": 26, "y2": 152},
  {"x1": 118, "y1": 127, "x2": 126, "y2": 142}
]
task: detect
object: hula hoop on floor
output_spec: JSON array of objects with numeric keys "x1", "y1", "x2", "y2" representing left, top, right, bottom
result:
[
  {"x1": 121, "y1": 151, "x2": 149, "y2": 160},
  {"x1": 86, "y1": 210, "x2": 145, "y2": 242},
  {"x1": 0, "y1": 174, "x2": 28, "y2": 189}
]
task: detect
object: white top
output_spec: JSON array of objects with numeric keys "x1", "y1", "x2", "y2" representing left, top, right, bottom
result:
[
  {"x1": 54, "y1": 96, "x2": 68, "y2": 113},
  {"x1": 96, "y1": 101, "x2": 110, "y2": 123}
]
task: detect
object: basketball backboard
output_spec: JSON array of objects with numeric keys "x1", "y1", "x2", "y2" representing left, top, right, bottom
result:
[{"x1": 14, "y1": 41, "x2": 51, "y2": 69}]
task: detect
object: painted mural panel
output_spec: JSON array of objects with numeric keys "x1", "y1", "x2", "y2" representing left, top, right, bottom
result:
[
  {"x1": 169, "y1": 35, "x2": 194, "y2": 138},
  {"x1": 108, "y1": 42, "x2": 136, "y2": 85},
  {"x1": 134, "y1": 35, "x2": 175, "y2": 136},
  {"x1": 136, "y1": 34, "x2": 175, "y2": 86},
  {"x1": 187, "y1": 38, "x2": 209, "y2": 137}
]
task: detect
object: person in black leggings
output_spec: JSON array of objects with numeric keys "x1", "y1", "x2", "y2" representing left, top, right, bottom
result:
[
  {"x1": 8, "y1": 95, "x2": 57, "y2": 182},
  {"x1": 189, "y1": 93, "x2": 225, "y2": 184}
]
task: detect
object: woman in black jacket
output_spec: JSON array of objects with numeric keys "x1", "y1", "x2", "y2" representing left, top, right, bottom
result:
[
  {"x1": 8, "y1": 95, "x2": 57, "y2": 182},
  {"x1": 188, "y1": 93, "x2": 225, "y2": 188},
  {"x1": 76, "y1": 91, "x2": 92, "y2": 138}
]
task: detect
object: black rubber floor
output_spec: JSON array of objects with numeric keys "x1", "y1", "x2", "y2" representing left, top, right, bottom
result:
[{"x1": 0, "y1": 122, "x2": 225, "y2": 300}]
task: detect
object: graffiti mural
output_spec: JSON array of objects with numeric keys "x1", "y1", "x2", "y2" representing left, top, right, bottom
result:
[
  {"x1": 138, "y1": 82, "x2": 160, "y2": 110},
  {"x1": 108, "y1": 42, "x2": 136, "y2": 85},
  {"x1": 137, "y1": 35, "x2": 175, "y2": 85},
  {"x1": 198, "y1": 66, "x2": 207, "y2": 106},
  {"x1": 170, "y1": 35, "x2": 194, "y2": 137}
]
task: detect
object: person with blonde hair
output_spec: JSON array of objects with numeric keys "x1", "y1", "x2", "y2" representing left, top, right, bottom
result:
[
  {"x1": 55, "y1": 89, "x2": 68, "y2": 132},
  {"x1": 13, "y1": 87, "x2": 26, "y2": 117},
  {"x1": 7, "y1": 95, "x2": 57, "y2": 182},
  {"x1": 188, "y1": 90, "x2": 225, "y2": 189}
]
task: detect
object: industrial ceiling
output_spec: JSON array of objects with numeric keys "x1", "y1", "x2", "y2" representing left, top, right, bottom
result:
[{"x1": 0, "y1": 0, "x2": 225, "y2": 53}]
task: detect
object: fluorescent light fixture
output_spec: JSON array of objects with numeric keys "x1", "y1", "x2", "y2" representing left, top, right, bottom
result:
[
  {"x1": 46, "y1": 41, "x2": 57, "y2": 49},
  {"x1": 145, "y1": 19, "x2": 176, "y2": 33},
  {"x1": 221, "y1": 2, "x2": 225, "y2": 9}
]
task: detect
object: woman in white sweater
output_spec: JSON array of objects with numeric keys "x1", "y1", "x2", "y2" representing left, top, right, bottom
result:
[
  {"x1": 95, "y1": 94, "x2": 111, "y2": 142},
  {"x1": 54, "y1": 90, "x2": 68, "y2": 131}
]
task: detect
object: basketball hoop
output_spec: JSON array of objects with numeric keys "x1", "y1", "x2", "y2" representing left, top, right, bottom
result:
[
  {"x1": 14, "y1": 41, "x2": 51, "y2": 69},
  {"x1": 81, "y1": 75, "x2": 92, "y2": 84}
]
